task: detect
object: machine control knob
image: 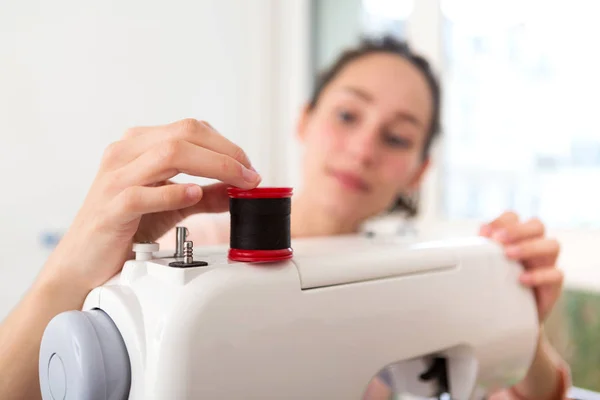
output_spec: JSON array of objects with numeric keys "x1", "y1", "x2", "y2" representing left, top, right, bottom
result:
[
  {"x1": 39, "y1": 309, "x2": 131, "y2": 400},
  {"x1": 132, "y1": 242, "x2": 159, "y2": 261}
]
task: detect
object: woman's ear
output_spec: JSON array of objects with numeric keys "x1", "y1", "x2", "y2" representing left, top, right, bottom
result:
[{"x1": 295, "y1": 103, "x2": 312, "y2": 142}]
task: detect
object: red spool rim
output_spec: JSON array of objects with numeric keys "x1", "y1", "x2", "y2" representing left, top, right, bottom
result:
[
  {"x1": 228, "y1": 248, "x2": 293, "y2": 263},
  {"x1": 227, "y1": 187, "x2": 293, "y2": 199}
]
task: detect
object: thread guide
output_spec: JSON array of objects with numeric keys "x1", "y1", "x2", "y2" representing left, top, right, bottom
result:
[{"x1": 168, "y1": 226, "x2": 208, "y2": 268}]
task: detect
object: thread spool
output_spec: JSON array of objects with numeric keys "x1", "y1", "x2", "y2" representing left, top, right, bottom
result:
[{"x1": 228, "y1": 187, "x2": 293, "y2": 262}]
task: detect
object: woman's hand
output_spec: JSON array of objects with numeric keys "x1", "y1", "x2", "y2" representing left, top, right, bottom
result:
[
  {"x1": 480, "y1": 212, "x2": 570, "y2": 400},
  {"x1": 38, "y1": 118, "x2": 261, "y2": 293},
  {"x1": 0, "y1": 118, "x2": 260, "y2": 400},
  {"x1": 480, "y1": 211, "x2": 563, "y2": 322}
]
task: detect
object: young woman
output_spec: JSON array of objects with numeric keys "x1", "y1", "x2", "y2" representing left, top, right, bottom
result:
[{"x1": 0, "y1": 36, "x2": 569, "y2": 399}]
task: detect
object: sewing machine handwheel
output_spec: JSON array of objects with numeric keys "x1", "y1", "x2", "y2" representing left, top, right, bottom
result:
[{"x1": 39, "y1": 309, "x2": 131, "y2": 400}]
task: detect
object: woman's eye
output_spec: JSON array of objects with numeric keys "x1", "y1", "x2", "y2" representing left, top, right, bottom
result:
[
  {"x1": 337, "y1": 110, "x2": 356, "y2": 123},
  {"x1": 384, "y1": 133, "x2": 412, "y2": 148}
]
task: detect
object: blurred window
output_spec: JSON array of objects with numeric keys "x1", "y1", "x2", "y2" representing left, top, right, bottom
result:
[{"x1": 440, "y1": 0, "x2": 600, "y2": 228}]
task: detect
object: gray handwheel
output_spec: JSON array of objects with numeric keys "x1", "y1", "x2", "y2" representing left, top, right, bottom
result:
[{"x1": 39, "y1": 308, "x2": 131, "y2": 400}]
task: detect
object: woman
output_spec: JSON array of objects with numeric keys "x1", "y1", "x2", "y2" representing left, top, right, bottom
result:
[{"x1": 0, "y1": 36, "x2": 569, "y2": 399}]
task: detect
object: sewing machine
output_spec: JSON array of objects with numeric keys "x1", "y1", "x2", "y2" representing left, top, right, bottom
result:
[{"x1": 38, "y1": 229, "x2": 539, "y2": 400}]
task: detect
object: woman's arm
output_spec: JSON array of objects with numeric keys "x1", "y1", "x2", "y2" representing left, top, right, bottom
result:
[
  {"x1": 0, "y1": 118, "x2": 260, "y2": 399},
  {"x1": 0, "y1": 270, "x2": 88, "y2": 399},
  {"x1": 508, "y1": 329, "x2": 570, "y2": 399},
  {"x1": 485, "y1": 327, "x2": 571, "y2": 400}
]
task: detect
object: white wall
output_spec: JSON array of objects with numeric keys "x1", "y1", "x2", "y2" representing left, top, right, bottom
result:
[{"x1": 0, "y1": 0, "x2": 311, "y2": 319}]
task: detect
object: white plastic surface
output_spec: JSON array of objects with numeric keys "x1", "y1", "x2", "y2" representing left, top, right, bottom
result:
[
  {"x1": 82, "y1": 233, "x2": 539, "y2": 400},
  {"x1": 132, "y1": 242, "x2": 160, "y2": 261},
  {"x1": 39, "y1": 309, "x2": 131, "y2": 400}
]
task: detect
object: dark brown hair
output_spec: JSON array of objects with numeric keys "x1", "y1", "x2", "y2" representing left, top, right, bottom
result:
[{"x1": 308, "y1": 35, "x2": 442, "y2": 217}]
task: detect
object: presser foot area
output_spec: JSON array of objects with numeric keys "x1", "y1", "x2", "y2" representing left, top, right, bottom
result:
[
  {"x1": 383, "y1": 350, "x2": 481, "y2": 400},
  {"x1": 419, "y1": 357, "x2": 451, "y2": 398},
  {"x1": 398, "y1": 356, "x2": 454, "y2": 400}
]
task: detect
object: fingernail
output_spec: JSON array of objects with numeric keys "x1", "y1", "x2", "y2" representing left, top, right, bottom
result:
[
  {"x1": 506, "y1": 245, "x2": 520, "y2": 258},
  {"x1": 242, "y1": 166, "x2": 260, "y2": 183},
  {"x1": 479, "y1": 224, "x2": 492, "y2": 237},
  {"x1": 492, "y1": 229, "x2": 508, "y2": 243},
  {"x1": 186, "y1": 185, "x2": 202, "y2": 200}
]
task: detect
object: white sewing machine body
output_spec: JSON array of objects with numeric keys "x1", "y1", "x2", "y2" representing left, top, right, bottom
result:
[{"x1": 39, "y1": 233, "x2": 539, "y2": 400}]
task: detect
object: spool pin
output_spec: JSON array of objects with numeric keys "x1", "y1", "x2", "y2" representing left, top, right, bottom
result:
[{"x1": 227, "y1": 187, "x2": 293, "y2": 263}]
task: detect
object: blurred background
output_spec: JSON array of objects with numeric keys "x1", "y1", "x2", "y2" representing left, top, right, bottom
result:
[{"x1": 1, "y1": 0, "x2": 599, "y2": 393}]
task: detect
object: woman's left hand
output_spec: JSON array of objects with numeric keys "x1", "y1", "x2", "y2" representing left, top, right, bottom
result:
[{"x1": 479, "y1": 211, "x2": 564, "y2": 322}]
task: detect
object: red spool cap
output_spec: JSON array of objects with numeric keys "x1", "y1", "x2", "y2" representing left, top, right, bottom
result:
[
  {"x1": 228, "y1": 248, "x2": 293, "y2": 263},
  {"x1": 227, "y1": 186, "x2": 294, "y2": 263},
  {"x1": 227, "y1": 187, "x2": 293, "y2": 199}
]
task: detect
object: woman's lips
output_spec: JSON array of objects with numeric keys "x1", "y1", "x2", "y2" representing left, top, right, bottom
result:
[{"x1": 328, "y1": 168, "x2": 370, "y2": 192}]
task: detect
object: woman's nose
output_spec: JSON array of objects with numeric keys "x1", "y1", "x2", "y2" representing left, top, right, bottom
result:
[{"x1": 345, "y1": 129, "x2": 379, "y2": 166}]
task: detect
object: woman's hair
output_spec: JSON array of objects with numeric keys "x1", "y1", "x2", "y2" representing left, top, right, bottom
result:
[{"x1": 308, "y1": 35, "x2": 442, "y2": 217}]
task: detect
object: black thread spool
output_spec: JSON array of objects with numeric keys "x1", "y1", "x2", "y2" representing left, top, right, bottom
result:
[{"x1": 228, "y1": 187, "x2": 293, "y2": 262}]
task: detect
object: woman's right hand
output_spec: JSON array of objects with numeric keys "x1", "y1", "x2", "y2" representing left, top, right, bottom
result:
[{"x1": 37, "y1": 118, "x2": 261, "y2": 294}]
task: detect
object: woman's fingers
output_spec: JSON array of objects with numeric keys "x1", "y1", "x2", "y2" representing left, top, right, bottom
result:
[
  {"x1": 131, "y1": 119, "x2": 253, "y2": 169},
  {"x1": 180, "y1": 182, "x2": 230, "y2": 217},
  {"x1": 110, "y1": 139, "x2": 260, "y2": 190},
  {"x1": 504, "y1": 237, "x2": 560, "y2": 263},
  {"x1": 121, "y1": 118, "x2": 219, "y2": 139},
  {"x1": 519, "y1": 267, "x2": 564, "y2": 321},
  {"x1": 489, "y1": 217, "x2": 545, "y2": 244},
  {"x1": 109, "y1": 183, "x2": 204, "y2": 224},
  {"x1": 479, "y1": 211, "x2": 520, "y2": 237},
  {"x1": 479, "y1": 211, "x2": 565, "y2": 322},
  {"x1": 519, "y1": 267, "x2": 563, "y2": 287},
  {"x1": 102, "y1": 119, "x2": 253, "y2": 172}
]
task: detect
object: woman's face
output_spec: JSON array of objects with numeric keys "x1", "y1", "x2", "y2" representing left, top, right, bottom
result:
[{"x1": 297, "y1": 52, "x2": 433, "y2": 223}]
